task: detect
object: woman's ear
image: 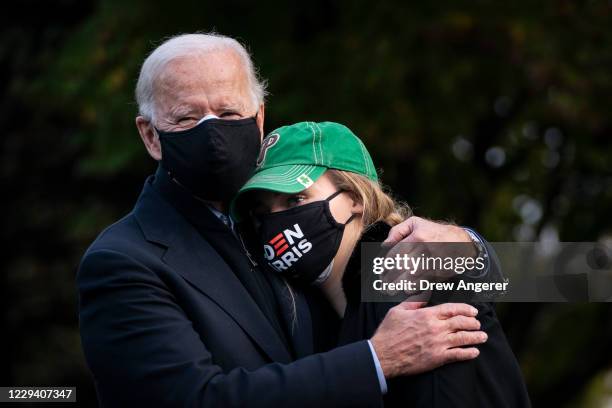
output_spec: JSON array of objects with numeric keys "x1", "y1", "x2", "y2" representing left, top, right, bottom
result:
[{"x1": 349, "y1": 193, "x2": 364, "y2": 215}]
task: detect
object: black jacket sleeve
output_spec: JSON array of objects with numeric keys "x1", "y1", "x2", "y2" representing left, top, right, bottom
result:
[{"x1": 77, "y1": 249, "x2": 383, "y2": 408}]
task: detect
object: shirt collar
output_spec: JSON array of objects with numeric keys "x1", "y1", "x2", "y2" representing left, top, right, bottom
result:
[
  {"x1": 206, "y1": 203, "x2": 235, "y2": 230},
  {"x1": 152, "y1": 165, "x2": 234, "y2": 233}
]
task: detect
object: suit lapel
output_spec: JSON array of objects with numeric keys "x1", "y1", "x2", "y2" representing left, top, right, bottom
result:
[
  {"x1": 267, "y1": 273, "x2": 313, "y2": 358},
  {"x1": 134, "y1": 178, "x2": 293, "y2": 364}
]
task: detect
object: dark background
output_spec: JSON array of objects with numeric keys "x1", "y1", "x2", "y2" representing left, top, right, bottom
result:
[{"x1": 2, "y1": 0, "x2": 611, "y2": 406}]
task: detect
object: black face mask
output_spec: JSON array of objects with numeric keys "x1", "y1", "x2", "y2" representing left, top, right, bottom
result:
[
  {"x1": 156, "y1": 115, "x2": 261, "y2": 202},
  {"x1": 256, "y1": 191, "x2": 355, "y2": 285}
]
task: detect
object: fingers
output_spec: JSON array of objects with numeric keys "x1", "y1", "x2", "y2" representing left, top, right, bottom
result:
[
  {"x1": 397, "y1": 301, "x2": 427, "y2": 311},
  {"x1": 433, "y1": 303, "x2": 479, "y2": 319},
  {"x1": 443, "y1": 347, "x2": 480, "y2": 364},
  {"x1": 447, "y1": 330, "x2": 488, "y2": 348},
  {"x1": 383, "y1": 217, "x2": 417, "y2": 243},
  {"x1": 445, "y1": 315, "x2": 481, "y2": 332}
]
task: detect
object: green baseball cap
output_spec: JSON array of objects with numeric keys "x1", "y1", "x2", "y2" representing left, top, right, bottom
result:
[
  {"x1": 243, "y1": 121, "x2": 377, "y2": 192},
  {"x1": 232, "y1": 121, "x2": 377, "y2": 218}
]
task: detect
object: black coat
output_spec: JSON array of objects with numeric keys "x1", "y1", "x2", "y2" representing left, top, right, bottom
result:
[
  {"x1": 77, "y1": 168, "x2": 383, "y2": 407},
  {"x1": 309, "y1": 222, "x2": 532, "y2": 408}
]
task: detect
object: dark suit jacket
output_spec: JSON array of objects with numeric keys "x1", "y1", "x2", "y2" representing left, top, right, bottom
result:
[{"x1": 77, "y1": 170, "x2": 382, "y2": 407}]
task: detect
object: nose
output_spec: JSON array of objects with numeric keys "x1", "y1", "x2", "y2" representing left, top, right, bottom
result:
[{"x1": 196, "y1": 114, "x2": 219, "y2": 125}]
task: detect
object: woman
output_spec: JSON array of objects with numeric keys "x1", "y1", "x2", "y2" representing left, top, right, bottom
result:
[{"x1": 232, "y1": 121, "x2": 531, "y2": 407}]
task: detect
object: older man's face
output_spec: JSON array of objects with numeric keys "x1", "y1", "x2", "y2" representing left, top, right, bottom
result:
[{"x1": 136, "y1": 49, "x2": 264, "y2": 160}]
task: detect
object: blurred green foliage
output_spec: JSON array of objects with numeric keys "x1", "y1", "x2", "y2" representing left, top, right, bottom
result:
[{"x1": 2, "y1": 0, "x2": 611, "y2": 406}]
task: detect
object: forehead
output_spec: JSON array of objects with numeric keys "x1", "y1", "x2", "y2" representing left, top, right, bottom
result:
[{"x1": 154, "y1": 49, "x2": 252, "y2": 112}]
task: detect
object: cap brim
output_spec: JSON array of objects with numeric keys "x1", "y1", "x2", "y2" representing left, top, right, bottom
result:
[
  {"x1": 240, "y1": 164, "x2": 327, "y2": 195},
  {"x1": 231, "y1": 164, "x2": 327, "y2": 220}
]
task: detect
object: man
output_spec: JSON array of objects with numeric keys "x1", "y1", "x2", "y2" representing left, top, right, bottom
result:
[{"x1": 77, "y1": 33, "x2": 488, "y2": 407}]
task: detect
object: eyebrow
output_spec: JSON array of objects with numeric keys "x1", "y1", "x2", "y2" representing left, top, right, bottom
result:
[{"x1": 168, "y1": 104, "x2": 198, "y2": 118}]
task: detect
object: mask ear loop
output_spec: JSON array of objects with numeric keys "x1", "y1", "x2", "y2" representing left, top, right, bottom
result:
[
  {"x1": 343, "y1": 213, "x2": 357, "y2": 225},
  {"x1": 325, "y1": 190, "x2": 344, "y2": 202},
  {"x1": 325, "y1": 190, "x2": 358, "y2": 226}
]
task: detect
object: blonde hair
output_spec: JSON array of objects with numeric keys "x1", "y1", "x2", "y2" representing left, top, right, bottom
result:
[
  {"x1": 280, "y1": 169, "x2": 411, "y2": 331},
  {"x1": 326, "y1": 169, "x2": 412, "y2": 228}
]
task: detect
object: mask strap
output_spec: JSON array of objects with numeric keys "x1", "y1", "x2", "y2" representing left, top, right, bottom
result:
[
  {"x1": 326, "y1": 190, "x2": 358, "y2": 225},
  {"x1": 325, "y1": 190, "x2": 344, "y2": 202},
  {"x1": 343, "y1": 213, "x2": 357, "y2": 225}
]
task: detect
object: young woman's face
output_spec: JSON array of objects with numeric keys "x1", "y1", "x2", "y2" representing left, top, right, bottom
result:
[{"x1": 250, "y1": 172, "x2": 360, "y2": 224}]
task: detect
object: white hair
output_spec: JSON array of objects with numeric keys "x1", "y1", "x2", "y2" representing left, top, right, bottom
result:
[{"x1": 135, "y1": 33, "x2": 267, "y2": 121}]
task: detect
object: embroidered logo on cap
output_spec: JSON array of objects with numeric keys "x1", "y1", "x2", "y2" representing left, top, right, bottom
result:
[
  {"x1": 256, "y1": 133, "x2": 280, "y2": 167},
  {"x1": 297, "y1": 174, "x2": 313, "y2": 188}
]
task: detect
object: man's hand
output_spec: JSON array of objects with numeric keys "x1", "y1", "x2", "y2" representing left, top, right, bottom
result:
[
  {"x1": 370, "y1": 302, "x2": 486, "y2": 378},
  {"x1": 383, "y1": 216, "x2": 478, "y2": 264},
  {"x1": 383, "y1": 216, "x2": 471, "y2": 244}
]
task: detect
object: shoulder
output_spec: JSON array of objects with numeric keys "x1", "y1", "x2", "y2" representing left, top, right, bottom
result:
[
  {"x1": 85, "y1": 212, "x2": 146, "y2": 256},
  {"x1": 77, "y1": 212, "x2": 161, "y2": 280}
]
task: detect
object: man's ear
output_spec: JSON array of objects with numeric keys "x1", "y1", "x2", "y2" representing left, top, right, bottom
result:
[
  {"x1": 136, "y1": 116, "x2": 162, "y2": 161},
  {"x1": 256, "y1": 104, "x2": 265, "y2": 140}
]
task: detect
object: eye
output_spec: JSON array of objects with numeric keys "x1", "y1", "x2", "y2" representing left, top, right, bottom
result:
[
  {"x1": 287, "y1": 195, "x2": 306, "y2": 207},
  {"x1": 177, "y1": 117, "x2": 197, "y2": 124},
  {"x1": 220, "y1": 111, "x2": 242, "y2": 119}
]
